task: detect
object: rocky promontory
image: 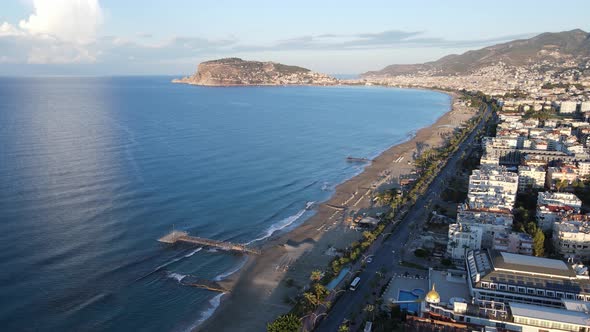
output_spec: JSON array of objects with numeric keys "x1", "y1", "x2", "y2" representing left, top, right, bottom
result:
[{"x1": 173, "y1": 58, "x2": 338, "y2": 86}]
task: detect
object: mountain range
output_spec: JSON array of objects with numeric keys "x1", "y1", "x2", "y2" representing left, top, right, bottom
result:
[{"x1": 363, "y1": 29, "x2": 590, "y2": 77}]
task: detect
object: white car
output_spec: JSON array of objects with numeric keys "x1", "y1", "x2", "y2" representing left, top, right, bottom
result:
[{"x1": 366, "y1": 257, "x2": 373, "y2": 263}]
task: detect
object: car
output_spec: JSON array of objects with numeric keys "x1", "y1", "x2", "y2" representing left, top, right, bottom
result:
[{"x1": 366, "y1": 257, "x2": 373, "y2": 263}]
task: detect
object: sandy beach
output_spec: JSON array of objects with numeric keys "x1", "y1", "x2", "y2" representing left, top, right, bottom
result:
[{"x1": 197, "y1": 90, "x2": 476, "y2": 331}]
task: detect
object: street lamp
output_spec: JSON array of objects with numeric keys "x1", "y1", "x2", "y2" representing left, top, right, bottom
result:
[{"x1": 313, "y1": 313, "x2": 327, "y2": 325}]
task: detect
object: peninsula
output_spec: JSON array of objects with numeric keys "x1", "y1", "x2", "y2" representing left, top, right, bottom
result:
[{"x1": 172, "y1": 57, "x2": 338, "y2": 86}]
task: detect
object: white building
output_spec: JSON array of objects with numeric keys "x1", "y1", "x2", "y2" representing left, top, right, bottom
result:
[
  {"x1": 559, "y1": 101, "x2": 578, "y2": 114},
  {"x1": 553, "y1": 216, "x2": 590, "y2": 261},
  {"x1": 577, "y1": 161, "x2": 590, "y2": 179},
  {"x1": 546, "y1": 166, "x2": 579, "y2": 190},
  {"x1": 536, "y1": 192, "x2": 582, "y2": 231},
  {"x1": 447, "y1": 223, "x2": 483, "y2": 261},
  {"x1": 457, "y1": 204, "x2": 513, "y2": 248},
  {"x1": 493, "y1": 232, "x2": 533, "y2": 256},
  {"x1": 518, "y1": 165, "x2": 546, "y2": 192},
  {"x1": 467, "y1": 165, "x2": 519, "y2": 212}
]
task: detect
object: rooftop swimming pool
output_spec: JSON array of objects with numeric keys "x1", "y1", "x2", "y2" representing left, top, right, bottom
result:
[{"x1": 397, "y1": 288, "x2": 425, "y2": 313}]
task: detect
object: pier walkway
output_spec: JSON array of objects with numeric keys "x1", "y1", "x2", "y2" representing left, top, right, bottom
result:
[{"x1": 158, "y1": 231, "x2": 261, "y2": 255}]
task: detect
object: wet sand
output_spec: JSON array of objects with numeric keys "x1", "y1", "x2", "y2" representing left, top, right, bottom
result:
[{"x1": 197, "y1": 91, "x2": 475, "y2": 331}]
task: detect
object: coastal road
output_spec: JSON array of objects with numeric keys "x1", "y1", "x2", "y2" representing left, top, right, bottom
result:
[{"x1": 315, "y1": 104, "x2": 491, "y2": 331}]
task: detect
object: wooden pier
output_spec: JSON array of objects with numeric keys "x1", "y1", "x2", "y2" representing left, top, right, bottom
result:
[{"x1": 158, "y1": 231, "x2": 261, "y2": 255}]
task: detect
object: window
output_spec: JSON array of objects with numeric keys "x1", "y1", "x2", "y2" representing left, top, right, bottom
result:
[
  {"x1": 518, "y1": 287, "x2": 526, "y2": 294},
  {"x1": 490, "y1": 283, "x2": 497, "y2": 290},
  {"x1": 546, "y1": 291, "x2": 555, "y2": 297},
  {"x1": 556, "y1": 292, "x2": 564, "y2": 298},
  {"x1": 536, "y1": 289, "x2": 545, "y2": 296},
  {"x1": 566, "y1": 293, "x2": 574, "y2": 300},
  {"x1": 481, "y1": 282, "x2": 489, "y2": 288},
  {"x1": 508, "y1": 285, "x2": 516, "y2": 292},
  {"x1": 527, "y1": 288, "x2": 535, "y2": 294}
]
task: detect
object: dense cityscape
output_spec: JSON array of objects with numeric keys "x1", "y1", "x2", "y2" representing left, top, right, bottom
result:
[{"x1": 311, "y1": 49, "x2": 590, "y2": 331}]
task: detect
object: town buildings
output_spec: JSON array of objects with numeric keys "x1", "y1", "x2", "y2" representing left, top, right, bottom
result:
[
  {"x1": 536, "y1": 192, "x2": 582, "y2": 231},
  {"x1": 553, "y1": 216, "x2": 590, "y2": 261}
]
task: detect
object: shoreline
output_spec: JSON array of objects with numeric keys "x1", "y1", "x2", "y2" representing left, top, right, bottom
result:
[{"x1": 194, "y1": 88, "x2": 474, "y2": 332}]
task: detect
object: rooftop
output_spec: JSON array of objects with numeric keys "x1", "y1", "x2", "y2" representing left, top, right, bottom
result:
[
  {"x1": 509, "y1": 302, "x2": 590, "y2": 327},
  {"x1": 428, "y1": 269, "x2": 471, "y2": 304},
  {"x1": 493, "y1": 251, "x2": 573, "y2": 277}
]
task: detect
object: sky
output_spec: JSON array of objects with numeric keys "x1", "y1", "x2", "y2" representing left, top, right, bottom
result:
[{"x1": 0, "y1": 0, "x2": 589, "y2": 76}]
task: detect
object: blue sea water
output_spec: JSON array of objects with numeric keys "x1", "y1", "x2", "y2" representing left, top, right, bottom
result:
[{"x1": 0, "y1": 76, "x2": 450, "y2": 331}]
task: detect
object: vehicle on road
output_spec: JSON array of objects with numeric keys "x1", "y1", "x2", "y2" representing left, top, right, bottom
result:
[
  {"x1": 349, "y1": 277, "x2": 361, "y2": 291},
  {"x1": 366, "y1": 257, "x2": 373, "y2": 263}
]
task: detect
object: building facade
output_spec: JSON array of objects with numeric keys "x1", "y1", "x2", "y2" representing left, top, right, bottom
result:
[
  {"x1": 493, "y1": 232, "x2": 533, "y2": 256},
  {"x1": 466, "y1": 250, "x2": 590, "y2": 310},
  {"x1": 553, "y1": 217, "x2": 590, "y2": 261},
  {"x1": 447, "y1": 223, "x2": 483, "y2": 261},
  {"x1": 517, "y1": 165, "x2": 546, "y2": 192}
]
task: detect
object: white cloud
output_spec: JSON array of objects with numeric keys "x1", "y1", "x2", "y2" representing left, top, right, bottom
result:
[
  {"x1": 18, "y1": 0, "x2": 102, "y2": 43},
  {"x1": 0, "y1": 22, "x2": 23, "y2": 37},
  {"x1": 0, "y1": 0, "x2": 103, "y2": 64}
]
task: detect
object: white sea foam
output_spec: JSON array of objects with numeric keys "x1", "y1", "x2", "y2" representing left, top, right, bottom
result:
[
  {"x1": 185, "y1": 247, "x2": 202, "y2": 257},
  {"x1": 213, "y1": 257, "x2": 248, "y2": 281},
  {"x1": 185, "y1": 292, "x2": 226, "y2": 331},
  {"x1": 245, "y1": 202, "x2": 314, "y2": 245},
  {"x1": 166, "y1": 272, "x2": 187, "y2": 283},
  {"x1": 154, "y1": 256, "x2": 184, "y2": 271}
]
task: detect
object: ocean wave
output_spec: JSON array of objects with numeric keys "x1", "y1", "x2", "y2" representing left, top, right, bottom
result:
[
  {"x1": 406, "y1": 129, "x2": 418, "y2": 140},
  {"x1": 154, "y1": 255, "x2": 185, "y2": 271},
  {"x1": 185, "y1": 247, "x2": 203, "y2": 257},
  {"x1": 185, "y1": 293, "x2": 226, "y2": 331},
  {"x1": 68, "y1": 292, "x2": 109, "y2": 314},
  {"x1": 166, "y1": 271, "x2": 187, "y2": 283},
  {"x1": 213, "y1": 257, "x2": 248, "y2": 281},
  {"x1": 245, "y1": 201, "x2": 314, "y2": 245},
  {"x1": 135, "y1": 250, "x2": 194, "y2": 282}
]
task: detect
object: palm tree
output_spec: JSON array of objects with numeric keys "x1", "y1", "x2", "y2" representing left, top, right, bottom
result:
[
  {"x1": 364, "y1": 304, "x2": 375, "y2": 321},
  {"x1": 303, "y1": 292, "x2": 319, "y2": 309},
  {"x1": 267, "y1": 314, "x2": 301, "y2": 332},
  {"x1": 310, "y1": 270, "x2": 322, "y2": 282}
]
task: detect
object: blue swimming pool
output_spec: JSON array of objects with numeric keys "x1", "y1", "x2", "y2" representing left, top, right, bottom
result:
[{"x1": 397, "y1": 288, "x2": 425, "y2": 313}]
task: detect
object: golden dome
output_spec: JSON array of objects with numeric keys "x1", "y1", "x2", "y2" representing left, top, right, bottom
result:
[{"x1": 425, "y1": 284, "x2": 440, "y2": 304}]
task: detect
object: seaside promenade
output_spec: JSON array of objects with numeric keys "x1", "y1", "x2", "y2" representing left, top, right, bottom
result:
[{"x1": 314, "y1": 104, "x2": 491, "y2": 331}]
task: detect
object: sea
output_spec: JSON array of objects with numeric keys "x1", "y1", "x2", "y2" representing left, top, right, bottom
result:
[{"x1": 0, "y1": 76, "x2": 450, "y2": 331}]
